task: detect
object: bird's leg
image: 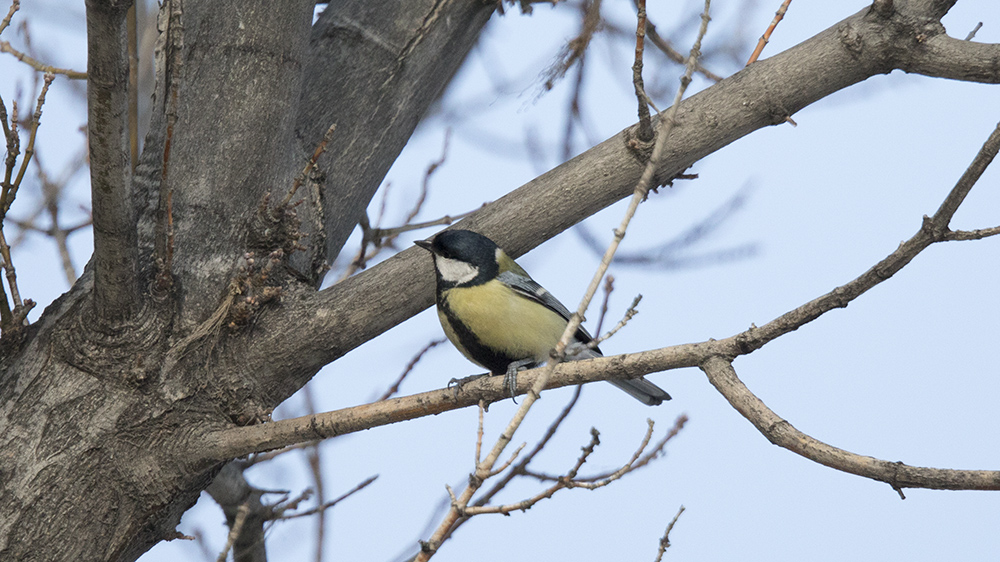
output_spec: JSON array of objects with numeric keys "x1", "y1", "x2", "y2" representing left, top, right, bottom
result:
[{"x1": 502, "y1": 359, "x2": 536, "y2": 400}]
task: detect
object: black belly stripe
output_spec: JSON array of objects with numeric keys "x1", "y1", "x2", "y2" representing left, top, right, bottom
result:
[{"x1": 438, "y1": 295, "x2": 529, "y2": 375}]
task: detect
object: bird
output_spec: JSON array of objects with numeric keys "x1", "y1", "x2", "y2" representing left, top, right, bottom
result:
[{"x1": 414, "y1": 229, "x2": 670, "y2": 406}]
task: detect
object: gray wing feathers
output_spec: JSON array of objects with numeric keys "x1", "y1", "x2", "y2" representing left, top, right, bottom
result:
[
  {"x1": 497, "y1": 271, "x2": 574, "y2": 319},
  {"x1": 498, "y1": 271, "x2": 670, "y2": 405},
  {"x1": 497, "y1": 271, "x2": 598, "y2": 341}
]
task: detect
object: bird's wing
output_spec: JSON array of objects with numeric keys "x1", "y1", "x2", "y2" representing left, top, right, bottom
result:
[{"x1": 496, "y1": 270, "x2": 598, "y2": 346}]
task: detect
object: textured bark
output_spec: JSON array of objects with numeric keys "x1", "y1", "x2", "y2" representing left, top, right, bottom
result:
[
  {"x1": 87, "y1": 0, "x2": 139, "y2": 323},
  {"x1": 0, "y1": 0, "x2": 495, "y2": 560},
  {"x1": 0, "y1": 0, "x2": 997, "y2": 561}
]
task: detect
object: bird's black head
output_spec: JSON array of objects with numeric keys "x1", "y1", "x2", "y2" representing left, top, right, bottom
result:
[
  {"x1": 415, "y1": 230, "x2": 500, "y2": 286},
  {"x1": 427, "y1": 230, "x2": 498, "y2": 266}
]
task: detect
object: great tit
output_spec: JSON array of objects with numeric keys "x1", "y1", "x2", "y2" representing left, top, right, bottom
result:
[{"x1": 415, "y1": 229, "x2": 670, "y2": 406}]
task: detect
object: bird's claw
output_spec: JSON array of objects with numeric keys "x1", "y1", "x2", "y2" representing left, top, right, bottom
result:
[{"x1": 502, "y1": 359, "x2": 536, "y2": 403}]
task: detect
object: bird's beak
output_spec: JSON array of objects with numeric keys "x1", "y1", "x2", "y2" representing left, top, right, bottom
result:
[{"x1": 414, "y1": 239, "x2": 434, "y2": 253}]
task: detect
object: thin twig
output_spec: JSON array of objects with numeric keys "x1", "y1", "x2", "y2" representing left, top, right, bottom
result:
[
  {"x1": 10, "y1": 73, "x2": 53, "y2": 198},
  {"x1": 943, "y1": 225, "x2": 1000, "y2": 241},
  {"x1": 964, "y1": 22, "x2": 983, "y2": 41},
  {"x1": 282, "y1": 123, "x2": 336, "y2": 208},
  {"x1": 654, "y1": 505, "x2": 686, "y2": 562},
  {"x1": 216, "y1": 503, "x2": 251, "y2": 562},
  {"x1": 643, "y1": 19, "x2": 722, "y2": 82},
  {"x1": 465, "y1": 416, "x2": 687, "y2": 516},
  {"x1": 430, "y1": 387, "x2": 583, "y2": 548},
  {"x1": 339, "y1": 131, "x2": 455, "y2": 280},
  {"x1": 0, "y1": 41, "x2": 86, "y2": 79},
  {"x1": 0, "y1": 228, "x2": 28, "y2": 310},
  {"x1": 747, "y1": 0, "x2": 792, "y2": 65},
  {"x1": 0, "y1": 1, "x2": 18, "y2": 37},
  {"x1": 570, "y1": 0, "x2": 711, "y2": 360},
  {"x1": 378, "y1": 339, "x2": 446, "y2": 401},
  {"x1": 593, "y1": 294, "x2": 641, "y2": 346},
  {"x1": 632, "y1": 0, "x2": 654, "y2": 141},
  {"x1": 276, "y1": 476, "x2": 378, "y2": 520},
  {"x1": 367, "y1": 211, "x2": 476, "y2": 242},
  {"x1": 301, "y1": 386, "x2": 327, "y2": 562},
  {"x1": 413, "y1": 5, "x2": 711, "y2": 559},
  {"x1": 594, "y1": 275, "x2": 615, "y2": 336},
  {"x1": 474, "y1": 400, "x2": 485, "y2": 465},
  {"x1": 541, "y1": 0, "x2": 602, "y2": 92},
  {"x1": 560, "y1": 47, "x2": 587, "y2": 162}
]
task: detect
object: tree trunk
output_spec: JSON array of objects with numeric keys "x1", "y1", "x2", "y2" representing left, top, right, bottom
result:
[
  {"x1": 2, "y1": 0, "x2": 998, "y2": 560},
  {"x1": 0, "y1": 1, "x2": 494, "y2": 559}
]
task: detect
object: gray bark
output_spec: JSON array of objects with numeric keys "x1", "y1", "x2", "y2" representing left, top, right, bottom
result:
[
  {"x1": 0, "y1": 0, "x2": 997, "y2": 561},
  {"x1": 0, "y1": 1, "x2": 494, "y2": 560}
]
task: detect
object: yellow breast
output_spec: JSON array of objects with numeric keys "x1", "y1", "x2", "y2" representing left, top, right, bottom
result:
[{"x1": 439, "y1": 280, "x2": 568, "y2": 364}]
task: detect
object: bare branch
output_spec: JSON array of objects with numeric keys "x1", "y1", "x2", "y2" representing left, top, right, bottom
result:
[
  {"x1": 0, "y1": 1, "x2": 18, "y2": 37},
  {"x1": 632, "y1": 0, "x2": 654, "y2": 141},
  {"x1": 281, "y1": 123, "x2": 336, "y2": 208},
  {"x1": 0, "y1": 40, "x2": 87, "y2": 79},
  {"x1": 746, "y1": 0, "x2": 792, "y2": 65},
  {"x1": 86, "y1": 0, "x2": 139, "y2": 323},
  {"x1": 964, "y1": 21, "x2": 983, "y2": 41},
  {"x1": 700, "y1": 356, "x2": 1000, "y2": 493},
  {"x1": 215, "y1": 503, "x2": 251, "y2": 562},
  {"x1": 943, "y1": 225, "x2": 1000, "y2": 241},
  {"x1": 199, "y1": 120, "x2": 1000, "y2": 497},
  {"x1": 904, "y1": 32, "x2": 1000, "y2": 83},
  {"x1": 541, "y1": 0, "x2": 602, "y2": 92},
  {"x1": 592, "y1": 294, "x2": 641, "y2": 346},
  {"x1": 242, "y1": 2, "x2": 1000, "y2": 396},
  {"x1": 275, "y1": 476, "x2": 378, "y2": 520},
  {"x1": 377, "y1": 339, "x2": 445, "y2": 401},
  {"x1": 654, "y1": 505, "x2": 686, "y2": 561},
  {"x1": 637, "y1": 8, "x2": 723, "y2": 82}
]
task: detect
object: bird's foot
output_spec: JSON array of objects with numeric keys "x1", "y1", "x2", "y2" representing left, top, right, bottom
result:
[{"x1": 502, "y1": 359, "x2": 537, "y2": 403}]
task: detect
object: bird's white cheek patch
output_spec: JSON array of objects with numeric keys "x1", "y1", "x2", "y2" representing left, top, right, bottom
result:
[{"x1": 435, "y1": 256, "x2": 479, "y2": 284}]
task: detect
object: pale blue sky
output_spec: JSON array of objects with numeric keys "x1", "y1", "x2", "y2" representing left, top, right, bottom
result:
[{"x1": 4, "y1": 1, "x2": 999, "y2": 561}]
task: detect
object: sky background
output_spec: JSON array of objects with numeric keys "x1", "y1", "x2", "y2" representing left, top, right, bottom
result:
[{"x1": 3, "y1": 1, "x2": 999, "y2": 561}]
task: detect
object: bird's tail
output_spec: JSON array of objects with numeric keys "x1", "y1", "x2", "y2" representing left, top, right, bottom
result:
[
  {"x1": 566, "y1": 344, "x2": 671, "y2": 406},
  {"x1": 607, "y1": 378, "x2": 671, "y2": 406}
]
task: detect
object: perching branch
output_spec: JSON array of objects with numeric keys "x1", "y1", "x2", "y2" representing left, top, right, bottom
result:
[
  {"x1": 414, "y1": 5, "x2": 712, "y2": 559},
  {"x1": 236, "y1": 1, "x2": 1000, "y2": 402},
  {"x1": 197, "y1": 119, "x2": 1000, "y2": 493}
]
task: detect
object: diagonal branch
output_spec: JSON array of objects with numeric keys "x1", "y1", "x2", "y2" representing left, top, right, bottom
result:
[
  {"x1": 700, "y1": 356, "x2": 1000, "y2": 494},
  {"x1": 197, "y1": 120, "x2": 1000, "y2": 494},
  {"x1": 86, "y1": 0, "x2": 138, "y2": 323},
  {"x1": 238, "y1": 1, "x2": 1000, "y2": 404}
]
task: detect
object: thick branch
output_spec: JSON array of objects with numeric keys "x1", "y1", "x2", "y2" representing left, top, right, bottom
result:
[
  {"x1": 903, "y1": 33, "x2": 1000, "y2": 83},
  {"x1": 194, "y1": 356, "x2": 695, "y2": 462},
  {"x1": 292, "y1": 0, "x2": 496, "y2": 280},
  {"x1": 241, "y1": 1, "x2": 1000, "y2": 402},
  {"x1": 207, "y1": 119, "x2": 1000, "y2": 482},
  {"x1": 156, "y1": 0, "x2": 315, "y2": 332},
  {"x1": 700, "y1": 356, "x2": 1000, "y2": 492},
  {"x1": 86, "y1": 0, "x2": 138, "y2": 323}
]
